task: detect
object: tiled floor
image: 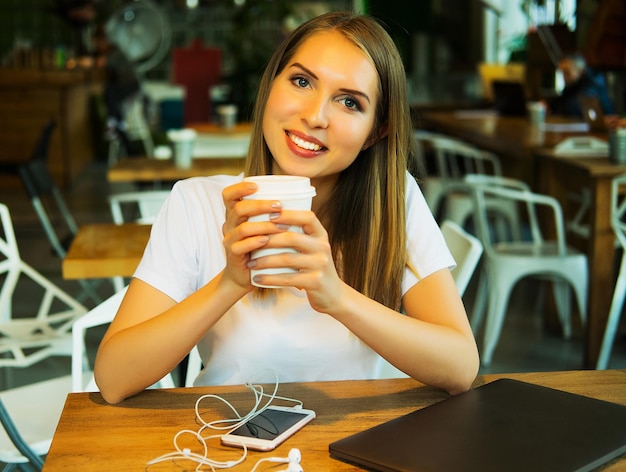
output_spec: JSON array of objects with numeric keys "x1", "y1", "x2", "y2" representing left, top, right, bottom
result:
[{"x1": 1, "y1": 160, "x2": 625, "y2": 392}]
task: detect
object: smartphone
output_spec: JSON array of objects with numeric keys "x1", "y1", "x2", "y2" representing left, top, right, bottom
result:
[{"x1": 220, "y1": 405, "x2": 316, "y2": 451}]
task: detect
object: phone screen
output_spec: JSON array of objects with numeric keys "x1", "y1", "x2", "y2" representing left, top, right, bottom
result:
[{"x1": 229, "y1": 408, "x2": 310, "y2": 440}]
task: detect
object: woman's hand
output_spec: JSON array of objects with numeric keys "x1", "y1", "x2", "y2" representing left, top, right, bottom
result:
[
  {"x1": 246, "y1": 209, "x2": 345, "y2": 313},
  {"x1": 221, "y1": 181, "x2": 288, "y2": 290}
]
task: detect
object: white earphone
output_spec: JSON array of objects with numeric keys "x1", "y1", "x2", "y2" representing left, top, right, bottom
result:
[{"x1": 250, "y1": 448, "x2": 303, "y2": 472}]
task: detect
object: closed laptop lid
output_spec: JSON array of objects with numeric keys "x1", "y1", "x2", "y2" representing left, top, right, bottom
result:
[
  {"x1": 579, "y1": 96, "x2": 607, "y2": 132},
  {"x1": 329, "y1": 378, "x2": 626, "y2": 472}
]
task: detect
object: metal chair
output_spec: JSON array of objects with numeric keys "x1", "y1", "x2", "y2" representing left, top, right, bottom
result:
[
  {"x1": 107, "y1": 189, "x2": 170, "y2": 290},
  {"x1": 596, "y1": 174, "x2": 626, "y2": 369},
  {"x1": 415, "y1": 131, "x2": 521, "y2": 239},
  {"x1": 0, "y1": 202, "x2": 87, "y2": 368},
  {"x1": 14, "y1": 121, "x2": 110, "y2": 305},
  {"x1": 0, "y1": 374, "x2": 73, "y2": 471},
  {"x1": 0, "y1": 202, "x2": 87, "y2": 470},
  {"x1": 108, "y1": 190, "x2": 170, "y2": 225},
  {"x1": 467, "y1": 181, "x2": 588, "y2": 366}
]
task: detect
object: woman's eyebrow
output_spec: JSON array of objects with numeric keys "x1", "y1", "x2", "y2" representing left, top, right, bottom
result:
[{"x1": 288, "y1": 62, "x2": 371, "y2": 104}]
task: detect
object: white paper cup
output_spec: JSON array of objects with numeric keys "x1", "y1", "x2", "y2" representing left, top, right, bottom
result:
[
  {"x1": 527, "y1": 101, "x2": 546, "y2": 127},
  {"x1": 167, "y1": 128, "x2": 197, "y2": 169},
  {"x1": 243, "y1": 175, "x2": 316, "y2": 288},
  {"x1": 217, "y1": 104, "x2": 238, "y2": 129}
]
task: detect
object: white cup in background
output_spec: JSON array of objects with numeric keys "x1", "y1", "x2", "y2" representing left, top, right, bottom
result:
[
  {"x1": 527, "y1": 101, "x2": 546, "y2": 127},
  {"x1": 167, "y1": 128, "x2": 197, "y2": 169},
  {"x1": 243, "y1": 175, "x2": 316, "y2": 288},
  {"x1": 217, "y1": 104, "x2": 238, "y2": 129}
]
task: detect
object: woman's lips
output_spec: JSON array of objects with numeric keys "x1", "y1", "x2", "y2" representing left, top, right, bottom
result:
[{"x1": 285, "y1": 131, "x2": 326, "y2": 157}]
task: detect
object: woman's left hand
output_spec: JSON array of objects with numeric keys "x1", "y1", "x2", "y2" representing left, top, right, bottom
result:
[{"x1": 248, "y1": 209, "x2": 345, "y2": 313}]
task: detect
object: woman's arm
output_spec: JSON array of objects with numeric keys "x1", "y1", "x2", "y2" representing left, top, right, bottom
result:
[
  {"x1": 94, "y1": 273, "x2": 247, "y2": 404},
  {"x1": 328, "y1": 269, "x2": 479, "y2": 395}
]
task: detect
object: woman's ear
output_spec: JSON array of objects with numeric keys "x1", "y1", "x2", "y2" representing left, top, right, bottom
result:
[{"x1": 362, "y1": 122, "x2": 389, "y2": 150}]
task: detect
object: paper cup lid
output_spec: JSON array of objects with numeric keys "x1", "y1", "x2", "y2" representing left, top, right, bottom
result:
[{"x1": 244, "y1": 175, "x2": 316, "y2": 198}]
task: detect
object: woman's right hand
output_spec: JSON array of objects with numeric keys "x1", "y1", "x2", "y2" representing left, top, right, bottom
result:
[{"x1": 221, "y1": 181, "x2": 286, "y2": 290}]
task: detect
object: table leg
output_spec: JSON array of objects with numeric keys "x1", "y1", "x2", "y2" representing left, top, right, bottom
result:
[
  {"x1": 539, "y1": 159, "x2": 615, "y2": 368},
  {"x1": 586, "y1": 178, "x2": 615, "y2": 367}
]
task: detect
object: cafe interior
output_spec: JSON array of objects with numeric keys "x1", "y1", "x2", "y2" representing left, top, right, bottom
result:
[{"x1": 1, "y1": 0, "x2": 626, "y2": 469}]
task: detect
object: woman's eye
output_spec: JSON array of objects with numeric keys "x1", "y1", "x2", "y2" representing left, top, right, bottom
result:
[
  {"x1": 341, "y1": 97, "x2": 362, "y2": 111},
  {"x1": 292, "y1": 76, "x2": 310, "y2": 88}
]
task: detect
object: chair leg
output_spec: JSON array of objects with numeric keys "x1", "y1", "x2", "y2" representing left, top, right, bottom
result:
[
  {"x1": 597, "y1": 257, "x2": 626, "y2": 370},
  {"x1": 552, "y1": 279, "x2": 573, "y2": 338},
  {"x1": 0, "y1": 399, "x2": 44, "y2": 471},
  {"x1": 481, "y1": 275, "x2": 515, "y2": 366},
  {"x1": 76, "y1": 279, "x2": 104, "y2": 306},
  {"x1": 470, "y1": 269, "x2": 488, "y2": 334},
  {"x1": 30, "y1": 197, "x2": 67, "y2": 259}
]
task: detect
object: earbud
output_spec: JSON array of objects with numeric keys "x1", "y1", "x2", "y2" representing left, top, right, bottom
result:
[
  {"x1": 282, "y1": 462, "x2": 303, "y2": 472},
  {"x1": 279, "y1": 449, "x2": 302, "y2": 472},
  {"x1": 251, "y1": 448, "x2": 302, "y2": 472}
]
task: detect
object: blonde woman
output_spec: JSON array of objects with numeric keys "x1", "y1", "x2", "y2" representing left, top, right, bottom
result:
[{"x1": 95, "y1": 11, "x2": 479, "y2": 404}]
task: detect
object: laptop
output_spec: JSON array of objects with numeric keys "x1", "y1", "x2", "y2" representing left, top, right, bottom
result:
[
  {"x1": 329, "y1": 378, "x2": 626, "y2": 472},
  {"x1": 579, "y1": 96, "x2": 608, "y2": 132},
  {"x1": 491, "y1": 80, "x2": 528, "y2": 116}
]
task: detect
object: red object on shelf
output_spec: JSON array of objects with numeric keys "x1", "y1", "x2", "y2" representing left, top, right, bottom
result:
[{"x1": 172, "y1": 39, "x2": 222, "y2": 125}]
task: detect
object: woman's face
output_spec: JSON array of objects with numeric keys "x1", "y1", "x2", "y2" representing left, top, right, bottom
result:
[{"x1": 262, "y1": 30, "x2": 379, "y2": 188}]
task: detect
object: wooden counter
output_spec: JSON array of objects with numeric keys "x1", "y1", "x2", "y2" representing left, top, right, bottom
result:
[{"x1": 0, "y1": 68, "x2": 101, "y2": 188}]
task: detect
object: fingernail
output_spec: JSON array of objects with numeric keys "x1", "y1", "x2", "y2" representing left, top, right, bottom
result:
[
  {"x1": 276, "y1": 224, "x2": 290, "y2": 230},
  {"x1": 269, "y1": 212, "x2": 280, "y2": 220},
  {"x1": 271, "y1": 201, "x2": 282, "y2": 209},
  {"x1": 247, "y1": 259, "x2": 257, "y2": 268}
]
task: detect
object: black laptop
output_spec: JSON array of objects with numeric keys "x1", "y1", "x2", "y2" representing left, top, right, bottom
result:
[
  {"x1": 579, "y1": 96, "x2": 608, "y2": 132},
  {"x1": 491, "y1": 80, "x2": 528, "y2": 116},
  {"x1": 329, "y1": 378, "x2": 626, "y2": 472}
]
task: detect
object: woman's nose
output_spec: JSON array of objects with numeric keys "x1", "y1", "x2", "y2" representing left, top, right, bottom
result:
[{"x1": 302, "y1": 95, "x2": 329, "y2": 129}]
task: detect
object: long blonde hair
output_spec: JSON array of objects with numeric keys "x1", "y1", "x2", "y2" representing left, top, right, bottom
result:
[{"x1": 245, "y1": 11, "x2": 416, "y2": 310}]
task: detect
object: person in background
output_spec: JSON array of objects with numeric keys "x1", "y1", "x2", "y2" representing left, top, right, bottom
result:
[
  {"x1": 94, "y1": 11, "x2": 480, "y2": 404},
  {"x1": 548, "y1": 52, "x2": 615, "y2": 118},
  {"x1": 92, "y1": 25, "x2": 142, "y2": 155}
]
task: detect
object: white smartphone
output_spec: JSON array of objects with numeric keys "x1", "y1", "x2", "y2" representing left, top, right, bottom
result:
[{"x1": 220, "y1": 405, "x2": 316, "y2": 451}]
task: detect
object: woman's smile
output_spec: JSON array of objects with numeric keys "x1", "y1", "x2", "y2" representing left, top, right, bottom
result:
[{"x1": 285, "y1": 130, "x2": 327, "y2": 156}]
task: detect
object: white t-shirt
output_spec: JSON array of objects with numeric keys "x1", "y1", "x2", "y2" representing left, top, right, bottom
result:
[{"x1": 134, "y1": 172, "x2": 454, "y2": 386}]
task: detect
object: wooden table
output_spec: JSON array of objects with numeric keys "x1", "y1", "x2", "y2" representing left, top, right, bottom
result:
[
  {"x1": 417, "y1": 110, "x2": 602, "y2": 187},
  {"x1": 62, "y1": 223, "x2": 151, "y2": 279},
  {"x1": 42, "y1": 370, "x2": 626, "y2": 471},
  {"x1": 537, "y1": 149, "x2": 626, "y2": 366},
  {"x1": 187, "y1": 121, "x2": 252, "y2": 135},
  {"x1": 107, "y1": 157, "x2": 245, "y2": 184}
]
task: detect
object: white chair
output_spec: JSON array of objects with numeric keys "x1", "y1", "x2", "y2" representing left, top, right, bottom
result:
[
  {"x1": 107, "y1": 190, "x2": 169, "y2": 291},
  {"x1": 378, "y1": 219, "x2": 483, "y2": 378},
  {"x1": 0, "y1": 202, "x2": 87, "y2": 368},
  {"x1": 467, "y1": 182, "x2": 588, "y2": 366},
  {"x1": 71, "y1": 286, "x2": 202, "y2": 392},
  {"x1": 0, "y1": 374, "x2": 72, "y2": 470},
  {"x1": 596, "y1": 174, "x2": 626, "y2": 370},
  {"x1": 415, "y1": 131, "x2": 524, "y2": 243},
  {"x1": 108, "y1": 190, "x2": 170, "y2": 225},
  {"x1": 440, "y1": 219, "x2": 484, "y2": 297},
  {"x1": 0, "y1": 202, "x2": 88, "y2": 470}
]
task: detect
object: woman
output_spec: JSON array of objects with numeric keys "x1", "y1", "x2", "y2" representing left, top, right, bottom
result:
[{"x1": 94, "y1": 11, "x2": 479, "y2": 404}]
